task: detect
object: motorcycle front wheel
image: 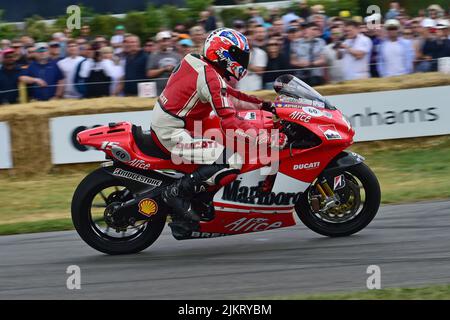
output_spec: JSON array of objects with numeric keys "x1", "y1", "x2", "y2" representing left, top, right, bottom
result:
[{"x1": 295, "y1": 163, "x2": 381, "y2": 237}]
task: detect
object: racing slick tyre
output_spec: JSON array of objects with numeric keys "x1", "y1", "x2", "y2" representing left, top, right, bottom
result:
[
  {"x1": 71, "y1": 168, "x2": 166, "y2": 255},
  {"x1": 295, "y1": 163, "x2": 381, "y2": 237}
]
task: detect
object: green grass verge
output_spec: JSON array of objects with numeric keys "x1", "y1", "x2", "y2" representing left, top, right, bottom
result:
[
  {"x1": 0, "y1": 135, "x2": 449, "y2": 236},
  {"x1": 0, "y1": 218, "x2": 74, "y2": 236},
  {"x1": 264, "y1": 284, "x2": 450, "y2": 300}
]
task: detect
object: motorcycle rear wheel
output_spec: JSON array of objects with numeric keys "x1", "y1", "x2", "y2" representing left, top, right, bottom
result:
[
  {"x1": 71, "y1": 168, "x2": 167, "y2": 255},
  {"x1": 295, "y1": 163, "x2": 381, "y2": 237}
]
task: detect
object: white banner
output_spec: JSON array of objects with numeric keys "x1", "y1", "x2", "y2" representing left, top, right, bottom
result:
[
  {"x1": 49, "y1": 86, "x2": 450, "y2": 164},
  {"x1": 0, "y1": 122, "x2": 13, "y2": 169},
  {"x1": 49, "y1": 111, "x2": 152, "y2": 164},
  {"x1": 327, "y1": 86, "x2": 450, "y2": 142}
]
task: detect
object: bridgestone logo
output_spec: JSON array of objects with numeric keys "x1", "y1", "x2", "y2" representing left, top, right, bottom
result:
[{"x1": 113, "y1": 168, "x2": 162, "y2": 187}]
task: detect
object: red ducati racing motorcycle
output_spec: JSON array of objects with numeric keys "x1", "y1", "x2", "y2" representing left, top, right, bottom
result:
[{"x1": 72, "y1": 75, "x2": 381, "y2": 255}]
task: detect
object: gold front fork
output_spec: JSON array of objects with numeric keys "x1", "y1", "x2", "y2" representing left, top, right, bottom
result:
[{"x1": 316, "y1": 179, "x2": 335, "y2": 198}]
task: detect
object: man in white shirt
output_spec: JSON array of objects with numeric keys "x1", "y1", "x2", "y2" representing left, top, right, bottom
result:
[
  {"x1": 341, "y1": 20, "x2": 373, "y2": 80},
  {"x1": 377, "y1": 19, "x2": 414, "y2": 77},
  {"x1": 237, "y1": 32, "x2": 267, "y2": 91},
  {"x1": 57, "y1": 40, "x2": 85, "y2": 98}
]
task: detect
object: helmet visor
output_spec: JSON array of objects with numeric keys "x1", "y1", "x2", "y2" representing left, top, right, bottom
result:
[{"x1": 228, "y1": 45, "x2": 249, "y2": 70}]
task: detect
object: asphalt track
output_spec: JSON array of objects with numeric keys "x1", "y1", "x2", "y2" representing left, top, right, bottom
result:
[{"x1": 1, "y1": 200, "x2": 449, "y2": 299}]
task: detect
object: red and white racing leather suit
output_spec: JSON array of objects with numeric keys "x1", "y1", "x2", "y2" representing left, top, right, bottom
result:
[{"x1": 151, "y1": 53, "x2": 267, "y2": 169}]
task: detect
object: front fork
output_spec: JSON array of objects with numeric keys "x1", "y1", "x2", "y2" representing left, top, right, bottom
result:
[{"x1": 310, "y1": 178, "x2": 341, "y2": 213}]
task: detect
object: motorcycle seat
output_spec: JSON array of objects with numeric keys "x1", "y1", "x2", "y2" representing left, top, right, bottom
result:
[{"x1": 131, "y1": 125, "x2": 171, "y2": 160}]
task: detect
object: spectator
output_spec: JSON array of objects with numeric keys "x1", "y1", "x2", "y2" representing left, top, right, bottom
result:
[
  {"x1": 422, "y1": 22, "x2": 450, "y2": 71},
  {"x1": 19, "y1": 43, "x2": 64, "y2": 101},
  {"x1": 99, "y1": 46, "x2": 124, "y2": 90},
  {"x1": 282, "y1": 25, "x2": 302, "y2": 62},
  {"x1": 189, "y1": 26, "x2": 206, "y2": 55},
  {"x1": 11, "y1": 39, "x2": 27, "y2": 66},
  {"x1": 268, "y1": 8, "x2": 281, "y2": 24},
  {"x1": 52, "y1": 32, "x2": 67, "y2": 59},
  {"x1": 290, "y1": 22, "x2": 326, "y2": 86},
  {"x1": 177, "y1": 39, "x2": 194, "y2": 57},
  {"x1": 0, "y1": 39, "x2": 11, "y2": 50},
  {"x1": 248, "y1": 8, "x2": 265, "y2": 26},
  {"x1": 270, "y1": 18, "x2": 285, "y2": 38},
  {"x1": 282, "y1": 10, "x2": 301, "y2": 31},
  {"x1": 253, "y1": 25, "x2": 268, "y2": 48},
  {"x1": 377, "y1": 19, "x2": 414, "y2": 77},
  {"x1": 79, "y1": 44, "x2": 112, "y2": 98},
  {"x1": 310, "y1": 4, "x2": 326, "y2": 16},
  {"x1": 237, "y1": 31, "x2": 267, "y2": 91},
  {"x1": 341, "y1": 20, "x2": 373, "y2": 80},
  {"x1": 57, "y1": 40, "x2": 85, "y2": 99},
  {"x1": 263, "y1": 39, "x2": 291, "y2": 89},
  {"x1": 80, "y1": 25, "x2": 93, "y2": 41},
  {"x1": 200, "y1": 7, "x2": 217, "y2": 32},
  {"x1": 233, "y1": 20, "x2": 247, "y2": 35},
  {"x1": 415, "y1": 20, "x2": 436, "y2": 72},
  {"x1": 48, "y1": 42, "x2": 61, "y2": 62},
  {"x1": 20, "y1": 36, "x2": 34, "y2": 49},
  {"x1": 365, "y1": 22, "x2": 383, "y2": 78},
  {"x1": 421, "y1": 4, "x2": 444, "y2": 28},
  {"x1": 324, "y1": 25, "x2": 346, "y2": 83},
  {"x1": 146, "y1": 31, "x2": 181, "y2": 95},
  {"x1": 94, "y1": 36, "x2": 108, "y2": 48},
  {"x1": 385, "y1": 2, "x2": 401, "y2": 20},
  {"x1": 25, "y1": 45, "x2": 37, "y2": 65},
  {"x1": 437, "y1": 19, "x2": 449, "y2": 39},
  {"x1": 309, "y1": 14, "x2": 331, "y2": 43},
  {"x1": 144, "y1": 38, "x2": 156, "y2": 55},
  {"x1": 111, "y1": 25, "x2": 126, "y2": 55},
  {"x1": 0, "y1": 49, "x2": 21, "y2": 104},
  {"x1": 298, "y1": 0, "x2": 312, "y2": 20},
  {"x1": 116, "y1": 35, "x2": 148, "y2": 96}
]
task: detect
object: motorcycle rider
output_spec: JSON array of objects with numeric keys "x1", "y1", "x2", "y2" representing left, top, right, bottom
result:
[{"x1": 150, "y1": 28, "x2": 287, "y2": 235}]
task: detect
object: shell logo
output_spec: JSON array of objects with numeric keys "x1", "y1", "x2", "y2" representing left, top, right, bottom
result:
[{"x1": 138, "y1": 198, "x2": 158, "y2": 216}]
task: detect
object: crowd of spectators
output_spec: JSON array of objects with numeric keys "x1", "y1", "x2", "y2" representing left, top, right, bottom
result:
[{"x1": 0, "y1": 2, "x2": 449, "y2": 105}]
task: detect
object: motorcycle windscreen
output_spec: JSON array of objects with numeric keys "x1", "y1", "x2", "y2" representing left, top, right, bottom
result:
[{"x1": 273, "y1": 74, "x2": 332, "y2": 108}]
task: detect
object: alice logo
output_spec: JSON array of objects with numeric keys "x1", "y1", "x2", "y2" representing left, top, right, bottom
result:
[{"x1": 138, "y1": 199, "x2": 158, "y2": 216}]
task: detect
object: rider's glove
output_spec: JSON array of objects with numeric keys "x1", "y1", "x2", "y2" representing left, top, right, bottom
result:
[
  {"x1": 271, "y1": 132, "x2": 288, "y2": 150},
  {"x1": 261, "y1": 101, "x2": 275, "y2": 113},
  {"x1": 256, "y1": 132, "x2": 288, "y2": 150}
]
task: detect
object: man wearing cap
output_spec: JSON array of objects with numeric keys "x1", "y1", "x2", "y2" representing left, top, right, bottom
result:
[
  {"x1": 146, "y1": 31, "x2": 181, "y2": 95},
  {"x1": 0, "y1": 48, "x2": 21, "y2": 104},
  {"x1": 177, "y1": 39, "x2": 194, "y2": 57},
  {"x1": 111, "y1": 25, "x2": 126, "y2": 55},
  {"x1": 422, "y1": 21, "x2": 450, "y2": 71},
  {"x1": 19, "y1": 43, "x2": 64, "y2": 101},
  {"x1": 48, "y1": 42, "x2": 62, "y2": 62},
  {"x1": 377, "y1": 19, "x2": 414, "y2": 77}
]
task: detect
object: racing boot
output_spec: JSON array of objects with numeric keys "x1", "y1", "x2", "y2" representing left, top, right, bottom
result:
[
  {"x1": 161, "y1": 172, "x2": 208, "y2": 239},
  {"x1": 161, "y1": 174, "x2": 205, "y2": 222},
  {"x1": 161, "y1": 164, "x2": 237, "y2": 238}
]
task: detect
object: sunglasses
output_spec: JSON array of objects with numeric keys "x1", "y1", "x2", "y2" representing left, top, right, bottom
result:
[{"x1": 267, "y1": 43, "x2": 279, "y2": 46}]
